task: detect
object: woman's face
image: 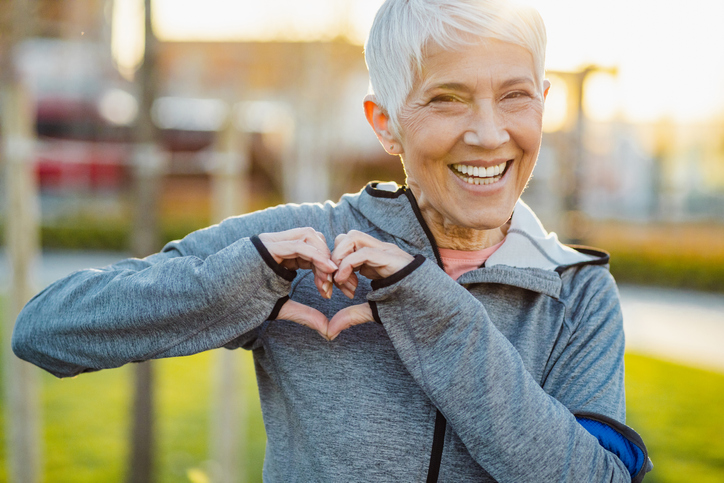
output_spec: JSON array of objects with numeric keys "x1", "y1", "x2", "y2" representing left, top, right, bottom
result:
[{"x1": 397, "y1": 40, "x2": 549, "y2": 233}]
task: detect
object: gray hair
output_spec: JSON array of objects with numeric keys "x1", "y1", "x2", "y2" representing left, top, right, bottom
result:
[{"x1": 364, "y1": 0, "x2": 547, "y2": 137}]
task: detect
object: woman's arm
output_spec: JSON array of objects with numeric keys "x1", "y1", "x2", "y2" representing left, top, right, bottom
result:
[
  {"x1": 12, "y1": 205, "x2": 337, "y2": 378},
  {"x1": 11, "y1": 236, "x2": 292, "y2": 378},
  {"x1": 365, "y1": 258, "x2": 649, "y2": 482}
]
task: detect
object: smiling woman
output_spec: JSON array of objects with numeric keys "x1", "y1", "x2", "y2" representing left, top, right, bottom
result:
[
  {"x1": 15, "y1": 1, "x2": 652, "y2": 482},
  {"x1": 384, "y1": 41, "x2": 549, "y2": 246}
]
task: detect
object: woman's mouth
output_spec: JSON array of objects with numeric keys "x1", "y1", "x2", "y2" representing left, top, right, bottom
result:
[{"x1": 450, "y1": 160, "x2": 509, "y2": 185}]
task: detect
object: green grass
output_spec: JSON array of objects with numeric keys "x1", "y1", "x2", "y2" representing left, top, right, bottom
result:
[
  {"x1": 625, "y1": 353, "x2": 724, "y2": 483},
  {"x1": 38, "y1": 350, "x2": 266, "y2": 483},
  {"x1": 2, "y1": 289, "x2": 724, "y2": 482},
  {"x1": 0, "y1": 297, "x2": 266, "y2": 483}
]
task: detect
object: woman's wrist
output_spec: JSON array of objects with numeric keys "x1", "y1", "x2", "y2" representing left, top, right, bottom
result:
[
  {"x1": 250, "y1": 235, "x2": 297, "y2": 282},
  {"x1": 370, "y1": 254, "x2": 426, "y2": 290}
]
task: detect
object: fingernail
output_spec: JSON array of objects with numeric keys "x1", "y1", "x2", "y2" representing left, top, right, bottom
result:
[
  {"x1": 327, "y1": 273, "x2": 334, "y2": 282},
  {"x1": 328, "y1": 260, "x2": 338, "y2": 270},
  {"x1": 322, "y1": 281, "x2": 330, "y2": 293}
]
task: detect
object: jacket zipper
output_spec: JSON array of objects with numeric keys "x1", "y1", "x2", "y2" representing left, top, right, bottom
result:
[{"x1": 404, "y1": 189, "x2": 447, "y2": 483}]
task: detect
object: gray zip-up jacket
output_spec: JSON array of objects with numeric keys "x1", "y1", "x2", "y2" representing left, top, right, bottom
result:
[{"x1": 13, "y1": 182, "x2": 651, "y2": 482}]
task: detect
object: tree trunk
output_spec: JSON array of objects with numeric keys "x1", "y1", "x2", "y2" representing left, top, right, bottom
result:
[
  {"x1": 126, "y1": 1, "x2": 161, "y2": 482},
  {"x1": 1, "y1": 1, "x2": 42, "y2": 481},
  {"x1": 209, "y1": 119, "x2": 251, "y2": 483}
]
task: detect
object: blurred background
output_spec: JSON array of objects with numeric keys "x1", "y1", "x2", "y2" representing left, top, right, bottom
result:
[{"x1": 1, "y1": 0, "x2": 723, "y2": 482}]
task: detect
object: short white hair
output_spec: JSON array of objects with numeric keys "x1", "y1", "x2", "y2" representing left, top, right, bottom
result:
[{"x1": 364, "y1": 0, "x2": 547, "y2": 137}]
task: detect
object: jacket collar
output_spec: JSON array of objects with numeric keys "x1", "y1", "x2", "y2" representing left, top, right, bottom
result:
[{"x1": 347, "y1": 182, "x2": 608, "y2": 298}]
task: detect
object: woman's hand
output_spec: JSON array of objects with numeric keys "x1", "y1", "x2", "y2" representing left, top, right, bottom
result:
[
  {"x1": 258, "y1": 228, "x2": 414, "y2": 341},
  {"x1": 326, "y1": 230, "x2": 415, "y2": 340},
  {"x1": 259, "y1": 228, "x2": 338, "y2": 340},
  {"x1": 258, "y1": 228, "x2": 338, "y2": 299},
  {"x1": 331, "y1": 230, "x2": 414, "y2": 294}
]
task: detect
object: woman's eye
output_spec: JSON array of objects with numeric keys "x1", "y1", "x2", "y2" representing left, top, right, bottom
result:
[
  {"x1": 431, "y1": 95, "x2": 458, "y2": 103},
  {"x1": 503, "y1": 91, "x2": 530, "y2": 100}
]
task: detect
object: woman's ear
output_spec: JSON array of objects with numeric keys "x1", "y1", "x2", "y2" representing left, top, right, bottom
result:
[
  {"x1": 363, "y1": 95, "x2": 402, "y2": 155},
  {"x1": 542, "y1": 79, "x2": 551, "y2": 100}
]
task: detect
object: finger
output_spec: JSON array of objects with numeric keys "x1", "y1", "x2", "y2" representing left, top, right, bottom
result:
[
  {"x1": 278, "y1": 299, "x2": 330, "y2": 340},
  {"x1": 327, "y1": 303, "x2": 374, "y2": 341},
  {"x1": 260, "y1": 228, "x2": 334, "y2": 267},
  {"x1": 333, "y1": 273, "x2": 358, "y2": 299},
  {"x1": 263, "y1": 227, "x2": 326, "y2": 247},
  {"x1": 331, "y1": 230, "x2": 381, "y2": 263},
  {"x1": 307, "y1": 230, "x2": 330, "y2": 256},
  {"x1": 337, "y1": 246, "x2": 415, "y2": 283},
  {"x1": 334, "y1": 246, "x2": 389, "y2": 283},
  {"x1": 331, "y1": 235, "x2": 356, "y2": 268},
  {"x1": 268, "y1": 240, "x2": 338, "y2": 274},
  {"x1": 313, "y1": 268, "x2": 334, "y2": 299}
]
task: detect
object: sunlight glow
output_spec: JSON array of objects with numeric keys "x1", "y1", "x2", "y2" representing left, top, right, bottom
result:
[
  {"x1": 111, "y1": 0, "x2": 724, "y2": 123},
  {"x1": 542, "y1": 74, "x2": 568, "y2": 132},
  {"x1": 111, "y1": 0, "x2": 145, "y2": 80},
  {"x1": 583, "y1": 72, "x2": 618, "y2": 123}
]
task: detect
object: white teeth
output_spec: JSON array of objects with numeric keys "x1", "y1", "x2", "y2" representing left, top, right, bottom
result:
[
  {"x1": 453, "y1": 161, "x2": 507, "y2": 176},
  {"x1": 451, "y1": 161, "x2": 508, "y2": 186}
]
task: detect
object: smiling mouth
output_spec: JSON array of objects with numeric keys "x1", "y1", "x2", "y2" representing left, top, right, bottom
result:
[{"x1": 450, "y1": 160, "x2": 509, "y2": 185}]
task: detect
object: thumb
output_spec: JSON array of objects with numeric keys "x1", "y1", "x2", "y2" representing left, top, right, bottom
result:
[
  {"x1": 278, "y1": 299, "x2": 330, "y2": 340},
  {"x1": 327, "y1": 303, "x2": 374, "y2": 341}
]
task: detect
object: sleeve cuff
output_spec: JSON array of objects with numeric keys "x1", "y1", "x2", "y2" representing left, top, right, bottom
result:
[
  {"x1": 370, "y1": 254, "x2": 426, "y2": 290},
  {"x1": 250, "y1": 235, "x2": 297, "y2": 282},
  {"x1": 575, "y1": 412, "x2": 652, "y2": 482},
  {"x1": 268, "y1": 295, "x2": 289, "y2": 321}
]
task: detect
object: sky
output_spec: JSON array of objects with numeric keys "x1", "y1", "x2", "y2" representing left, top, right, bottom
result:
[{"x1": 112, "y1": 0, "x2": 724, "y2": 124}]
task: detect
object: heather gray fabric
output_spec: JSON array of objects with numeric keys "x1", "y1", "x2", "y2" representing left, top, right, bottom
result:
[{"x1": 13, "y1": 183, "x2": 642, "y2": 482}]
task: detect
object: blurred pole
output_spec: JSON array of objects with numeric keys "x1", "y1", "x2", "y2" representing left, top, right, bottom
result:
[
  {"x1": 285, "y1": 43, "x2": 331, "y2": 203},
  {"x1": 1, "y1": 0, "x2": 42, "y2": 482},
  {"x1": 209, "y1": 117, "x2": 251, "y2": 483},
  {"x1": 126, "y1": 1, "x2": 161, "y2": 482},
  {"x1": 548, "y1": 66, "x2": 616, "y2": 244}
]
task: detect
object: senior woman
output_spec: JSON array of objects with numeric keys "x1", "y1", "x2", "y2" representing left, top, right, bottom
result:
[{"x1": 13, "y1": 0, "x2": 651, "y2": 481}]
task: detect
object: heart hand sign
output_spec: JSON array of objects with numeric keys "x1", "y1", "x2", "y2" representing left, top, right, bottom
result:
[{"x1": 258, "y1": 228, "x2": 415, "y2": 341}]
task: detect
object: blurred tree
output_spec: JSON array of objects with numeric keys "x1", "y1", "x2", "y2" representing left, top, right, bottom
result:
[
  {"x1": 0, "y1": 1, "x2": 43, "y2": 483},
  {"x1": 126, "y1": 1, "x2": 161, "y2": 482},
  {"x1": 547, "y1": 66, "x2": 617, "y2": 244},
  {"x1": 209, "y1": 118, "x2": 251, "y2": 483}
]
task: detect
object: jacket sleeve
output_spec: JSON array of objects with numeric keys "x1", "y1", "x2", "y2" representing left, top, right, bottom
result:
[
  {"x1": 367, "y1": 257, "x2": 649, "y2": 482},
  {"x1": 11, "y1": 212, "x2": 300, "y2": 379}
]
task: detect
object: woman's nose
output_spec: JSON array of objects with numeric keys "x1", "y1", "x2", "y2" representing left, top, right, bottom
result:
[{"x1": 463, "y1": 103, "x2": 510, "y2": 149}]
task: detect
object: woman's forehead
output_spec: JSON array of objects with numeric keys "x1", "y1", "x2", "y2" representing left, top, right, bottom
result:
[{"x1": 415, "y1": 40, "x2": 537, "y2": 92}]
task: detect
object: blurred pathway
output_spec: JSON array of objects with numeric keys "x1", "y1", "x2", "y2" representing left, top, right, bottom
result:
[
  {"x1": 619, "y1": 284, "x2": 724, "y2": 373},
  {"x1": 2, "y1": 251, "x2": 723, "y2": 372}
]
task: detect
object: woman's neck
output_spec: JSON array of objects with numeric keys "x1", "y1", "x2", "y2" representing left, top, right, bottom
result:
[{"x1": 421, "y1": 207, "x2": 509, "y2": 251}]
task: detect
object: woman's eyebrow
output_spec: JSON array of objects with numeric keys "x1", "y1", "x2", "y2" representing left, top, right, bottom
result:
[
  {"x1": 499, "y1": 76, "x2": 536, "y2": 89},
  {"x1": 426, "y1": 76, "x2": 535, "y2": 93},
  {"x1": 426, "y1": 82, "x2": 470, "y2": 93}
]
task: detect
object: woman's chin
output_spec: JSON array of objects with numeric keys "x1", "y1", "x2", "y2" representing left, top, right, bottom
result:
[{"x1": 445, "y1": 173, "x2": 519, "y2": 225}]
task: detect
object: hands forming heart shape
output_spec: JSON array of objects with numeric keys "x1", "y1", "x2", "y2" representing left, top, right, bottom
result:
[{"x1": 258, "y1": 228, "x2": 414, "y2": 341}]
